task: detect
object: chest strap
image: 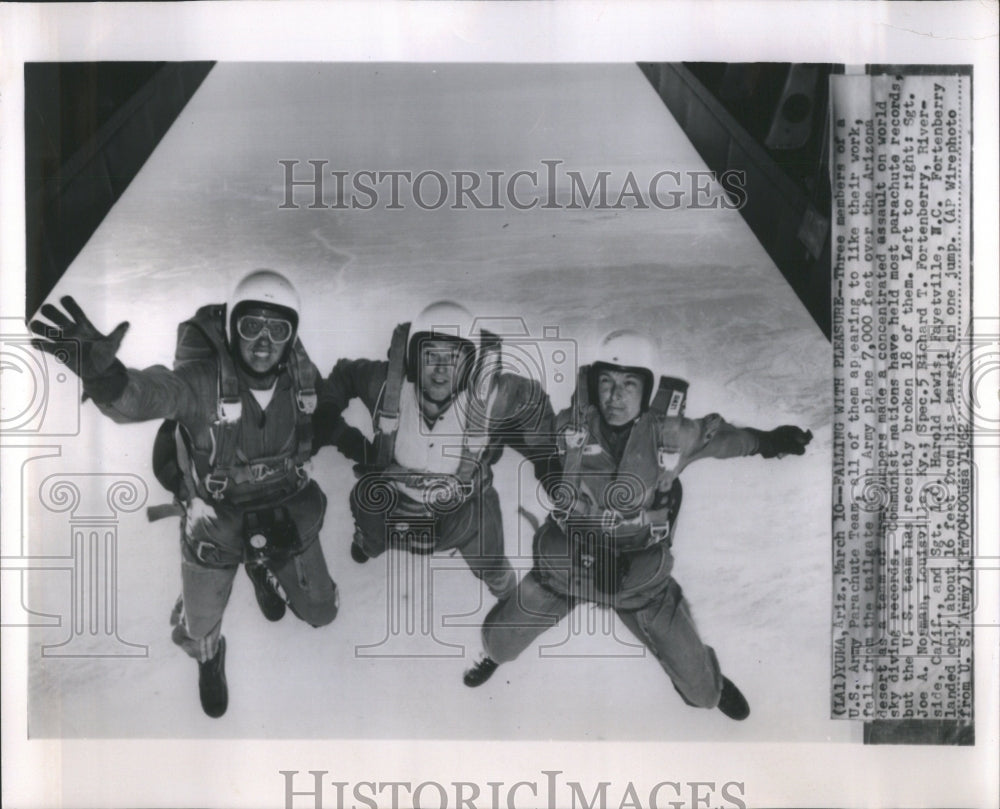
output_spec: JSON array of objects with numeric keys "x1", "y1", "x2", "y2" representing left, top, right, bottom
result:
[
  {"x1": 371, "y1": 322, "x2": 503, "y2": 498},
  {"x1": 557, "y1": 368, "x2": 689, "y2": 538},
  {"x1": 372, "y1": 322, "x2": 410, "y2": 469},
  {"x1": 206, "y1": 338, "x2": 317, "y2": 501}
]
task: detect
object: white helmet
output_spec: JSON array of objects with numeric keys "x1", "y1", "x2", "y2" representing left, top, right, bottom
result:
[
  {"x1": 227, "y1": 269, "x2": 301, "y2": 341},
  {"x1": 589, "y1": 329, "x2": 659, "y2": 409},
  {"x1": 406, "y1": 300, "x2": 479, "y2": 387},
  {"x1": 408, "y1": 301, "x2": 476, "y2": 344}
]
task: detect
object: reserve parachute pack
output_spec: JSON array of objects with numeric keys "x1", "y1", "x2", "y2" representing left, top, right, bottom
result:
[
  {"x1": 148, "y1": 303, "x2": 317, "y2": 519},
  {"x1": 364, "y1": 321, "x2": 505, "y2": 503}
]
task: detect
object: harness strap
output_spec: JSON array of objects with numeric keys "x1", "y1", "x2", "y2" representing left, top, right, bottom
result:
[
  {"x1": 178, "y1": 306, "x2": 318, "y2": 502},
  {"x1": 374, "y1": 322, "x2": 410, "y2": 468},
  {"x1": 560, "y1": 365, "x2": 592, "y2": 493},
  {"x1": 286, "y1": 338, "x2": 317, "y2": 471},
  {"x1": 287, "y1": 337, "x2": 318, "y2": 413},
  {"x1": 452, "y1": 328, "x2": 502, "y2": 487},
  {"x1": 206, "y1": 392, "x2": 242, "y2": 500},
  {"x1": 371, "y1": 322, "x2": 503, "y2": 500},
  {"x1": 174, "y1": 422, "x2": 208, "y2": 507},
  {"x1": 386, "y1": 379, "x2": 505, "y2": 501},
  {"x1": 558, "y1": 369, "x2": 689, "y2": 539},
  {"x1": 650, "y1": 375, "x2": 688, "y2": 418},
  {"x1": 176, "y1": 307, "x2": 240, "y2": 499}
]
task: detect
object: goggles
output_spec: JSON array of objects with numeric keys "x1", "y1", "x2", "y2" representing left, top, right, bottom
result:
[
  {"x1": 421, "y1": 345, "x2": 462, "y2": 367},
  {"x1": 236, "y1": 314, "x2": 294, "y2": 344}
]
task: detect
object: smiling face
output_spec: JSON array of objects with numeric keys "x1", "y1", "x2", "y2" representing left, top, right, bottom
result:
[
  {"x1": 237, "y1": 305, "x2": 290, "y2": 376},
  {"x1": 417, "y1": 339, "x2": 463, "y2": 405},
  {"x1": 596, "y1": 368, "x2": 644, "y2": 426}
]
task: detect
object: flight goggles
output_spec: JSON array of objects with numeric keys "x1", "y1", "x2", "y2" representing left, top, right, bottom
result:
[
  {"x1": 237, "y1": 314, "x2": 294, "y2": 344},
  {"x1": 421, "y1": 344, "x2": 463, "y2": 367}
]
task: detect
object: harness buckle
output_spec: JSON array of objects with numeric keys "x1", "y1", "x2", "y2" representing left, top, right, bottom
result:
[
  {"x1": 204, "y1": 473, "x2": 228, "y2": 500},
  {"x1": 649, "y1": 523, "x2": 671, "y2": 543},
  {"x1": 562, "y1": 426, "x2": 587, "y2": 449},
  {"x1": 296, "y1": 389, "x2": 317, "y2": 414},
  {"x1": 218, "y1": 397, "x2": 242, "y2": 423},
  {"x1": 194, "y1": 540, "x2": 220, "y2": 565},
  {"x1": 657, "y1": 448, "x2": 680, "y2": 472}
]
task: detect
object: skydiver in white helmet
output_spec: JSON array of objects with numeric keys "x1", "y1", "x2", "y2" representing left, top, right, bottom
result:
[
  {"x1": 464, "y1": 329, "x2": 812, "y2": 721},
  {"x1": 30, "y1": 270, "x2": 342, "y2": 718},
  {"x1": 312, "y1": 300, "x2": 559, "y2": 602}
]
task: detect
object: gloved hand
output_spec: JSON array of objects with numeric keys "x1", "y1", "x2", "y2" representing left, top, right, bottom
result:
[
  {"x1": 29, "y1": 296, "x2": 129, "y2": 403},
  {"x1": 184, "y1": 497, "x2": 218, "y2": 541},
  {"x1": 309, "y1": 408, "x2": 373, "y2": 464},
  {"x1": 752, "y1": 425, "x2": 813, "y2": 458}
]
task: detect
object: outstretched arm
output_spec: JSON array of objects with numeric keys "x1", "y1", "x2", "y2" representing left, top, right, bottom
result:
[
  {"x1": 29, "y1": 296, "x2": 200, "y2": 423},
  {"x1": 672, "y1": 413, "x2": 812, "y2": 464},
  {"x1": 98, "y1": 365, "x2": 203, "y2": 424},
  {"x1": 492, "y1": 374, "x2": 562, "y2": 483},
  {"x1": 312, "y1": 358, "x2": 387, "y2": 460},
  {"x1": 311, "y1": 380, "x2": 371, "y2": 464}
]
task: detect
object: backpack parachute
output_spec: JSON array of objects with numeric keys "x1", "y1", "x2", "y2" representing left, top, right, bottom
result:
[
  {"x1": 151, "y1": 304, "x2": 232, "y2": 499},
  {"x1": 152, "y1": 420, "x2": 184, "y2": 495}
]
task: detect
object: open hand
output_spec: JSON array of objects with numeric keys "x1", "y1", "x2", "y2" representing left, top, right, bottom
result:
[{"x1": 29, "y1": 296, "x2": 129, "y2": 380}]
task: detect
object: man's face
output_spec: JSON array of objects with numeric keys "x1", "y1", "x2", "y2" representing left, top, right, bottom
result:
[
  {"x1": 418, "y1": 339, "x2": 462, "y2": 404},
  {"x1": 237, "y1": 305, "x2": 291, "y2": 375},
  {"x1": 596, "y1": 368, "x2": 644, "y2": 426}
]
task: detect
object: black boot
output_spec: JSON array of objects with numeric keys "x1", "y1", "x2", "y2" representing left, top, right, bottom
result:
[
  {"x1": 198, "y1": 637, "x2": 228, "y2": 718},
  {"x1": 245, "y1": 563, "x2": 286, "y2": 622},
  {"x1": 463, "y1": 653, "x2": 499, "y2": 687},
  {"x1": 350, "y1": 542, "x2": 370, "y2": 564},
  {"x1": 717, "y1": 676, "x2": 750, "y2": 720}
]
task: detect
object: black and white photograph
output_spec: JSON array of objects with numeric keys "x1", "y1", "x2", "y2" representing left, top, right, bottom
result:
[{"x1": 1, "y1": 3, "x2": 997, "y2": 808}]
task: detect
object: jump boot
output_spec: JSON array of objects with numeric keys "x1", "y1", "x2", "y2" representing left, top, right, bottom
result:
[
  {"x1": 717, "y1": 676, "x2": 750, "y2": 720},
  {"x1": 463, "y1": 653, "x2": 500, "y2": 687},
  {"x1": 198, "y1": 636, "x2": 229, "y2": 718},
  {"x1": 245, "y1": 562, "x2": 287, "y2": 621}
]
